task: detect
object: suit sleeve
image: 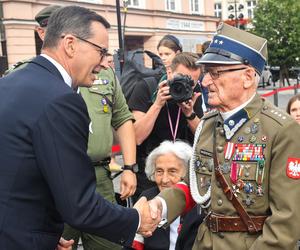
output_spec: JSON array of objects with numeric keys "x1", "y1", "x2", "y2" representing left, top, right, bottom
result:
[
  {"x1": 250, "y1": 121, "x2": 300, "y2": 250},
  {"x1": 31, "y1": 92, "x2": 139, "y2": 246}
]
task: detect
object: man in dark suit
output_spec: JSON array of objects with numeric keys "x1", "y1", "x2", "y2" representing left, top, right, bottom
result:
[{"x1": 0, "y1": 6, "x2": 159, "y2": 250}]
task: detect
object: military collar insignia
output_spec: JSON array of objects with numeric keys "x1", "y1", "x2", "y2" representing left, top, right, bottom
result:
[{"x1": 223, "y1": 108, "x2": 250, "y2": 140}]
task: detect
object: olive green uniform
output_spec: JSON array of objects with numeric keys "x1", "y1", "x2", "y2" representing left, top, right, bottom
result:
[
  {"x1": 63, "y1": 67, "x2": 133, "y2": 250},
  {"x1": 160, "y1": 94, "x2": 300, "y2": 250},
  {"x1": 3, "y1": 58, "x2": 33, "y2": 76}
]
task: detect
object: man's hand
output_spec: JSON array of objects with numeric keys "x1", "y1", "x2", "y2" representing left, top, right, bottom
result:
[
  {"x1": 178, "y1": 92, "x2": 201, "y2": 117},
  {"x1": 148, "y1": 197, "x2": 163, "y2": 217},
  {"x1": 120, "y1": 170, "x2": 137, "y2": 200},
  {"x1": 154, "y1": 80, "x2": 172, "y2": 108},
  {"x1": 134, "y1": 197, "x2": 161, "y2": 237},
  {"x1": 56, "y1": 237, "x2": 74, "y2": 250}
]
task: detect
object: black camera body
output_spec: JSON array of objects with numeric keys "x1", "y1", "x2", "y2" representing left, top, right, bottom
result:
[{"x1": 168, "y1": 75, "x2": 194, "y2": 103}]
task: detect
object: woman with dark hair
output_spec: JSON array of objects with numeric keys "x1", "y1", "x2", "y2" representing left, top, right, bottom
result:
[
  {"x1": 286, "y1": 94, "x2": 300, "y2": 124},
  {"x1": 157, "y1": 35, "x2": 182, "y2": 78}
]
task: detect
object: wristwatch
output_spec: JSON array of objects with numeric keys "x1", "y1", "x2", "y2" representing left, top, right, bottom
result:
[
  {"x1": 122, "y1": 163, "x2": 139, "y2": 173},
  {"x1": 185, "y1": 112, "x2": 197, "y2": 120}
]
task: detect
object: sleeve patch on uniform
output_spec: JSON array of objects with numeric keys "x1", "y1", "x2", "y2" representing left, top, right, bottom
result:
[{"x1": 286, "y1": 157, "x2": 300, "y2": 179}]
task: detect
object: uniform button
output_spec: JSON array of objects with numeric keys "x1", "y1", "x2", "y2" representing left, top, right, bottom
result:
[
  {"x1": 217, "y1": 146, "x2": 223, "y2": 153},
  {"x1": 218, "y1": 232, "x2": 225, "y2": 238},
  {"x1": 217, "y1": 199, "x2": 223, "y2": 206},
  {"x1": 219, "y1": 129, "x2": 225, "y2": 136}
]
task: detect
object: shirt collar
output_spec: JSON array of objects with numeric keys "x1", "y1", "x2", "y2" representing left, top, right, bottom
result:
[
  {"x1": 220, "y1": 93, "x2": 256, "y2": 121},
  {"x1": 40, "y1": 54, "x2": 72, "y2": 88}
]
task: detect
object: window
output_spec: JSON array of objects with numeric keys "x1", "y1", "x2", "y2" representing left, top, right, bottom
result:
[
  {"x1": 166, "y1": 0, "x2": 181, "y2": 12},
  {"x1": 190, "y1": 0, "x2": 204, "y2": 14},
  {"x1": 214, "y1": 3, "x2": 222, "y2": 19},
  {"x1": 126, "y1": 0, "x2": 145, "y2": 8},
  {"x1": 247, "y1": 0, "x2": 256, "y2": 19}
]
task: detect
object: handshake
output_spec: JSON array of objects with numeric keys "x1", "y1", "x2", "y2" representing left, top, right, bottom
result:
[{"x1": 133, "y1": 196, "x2": 164, "y2": 237}]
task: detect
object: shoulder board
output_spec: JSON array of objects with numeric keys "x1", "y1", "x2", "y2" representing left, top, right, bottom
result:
[
  {"x1": 3, "y1": 58, "x2": 33, "y2": 76},
  {"x1": 202, "y1": 109, "x2": 218, "y2": 120},
  {"x1": 98, "y1": 67, "x2": 114, "y2": 78},
  {"x1": 261, "y1": 99, "x2": 292, "y2": 125}
]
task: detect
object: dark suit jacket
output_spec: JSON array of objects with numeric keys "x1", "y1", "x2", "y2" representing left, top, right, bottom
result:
[{"x1": 0, "y1": 56, "x2": 138, "y2": 250}]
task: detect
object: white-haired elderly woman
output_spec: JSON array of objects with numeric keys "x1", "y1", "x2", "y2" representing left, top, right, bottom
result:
[
  {"x1": 126, "y1": 140, "x2": 194, "y2": 250},
  {"x1": 145, "y1": 140, "x2": 192, "y2": 192}
]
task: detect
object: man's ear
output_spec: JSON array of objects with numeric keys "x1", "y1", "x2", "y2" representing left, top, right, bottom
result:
[
  {"x1": 243, "y1": 67, "x2": 256, "y2": 89},
  {"x1": 36, "y1": 27, "x2": 46, "y2": 41},
  {"x1": 63, "y1": 35, "x2": 76, "y2": 58}
]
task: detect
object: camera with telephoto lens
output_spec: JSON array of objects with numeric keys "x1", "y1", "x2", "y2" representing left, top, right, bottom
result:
[{"x1": 168, "y1": 75, "x2": 194, "y2": 103}]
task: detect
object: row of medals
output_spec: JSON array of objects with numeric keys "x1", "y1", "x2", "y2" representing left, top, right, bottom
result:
[{"x1": 196, "y1": 119, "x2": 266, "y2": 207}]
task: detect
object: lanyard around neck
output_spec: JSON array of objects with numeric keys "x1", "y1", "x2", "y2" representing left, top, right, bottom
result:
[{"x1": 166, "y1": 103, "x2": 181, "y2": 142}]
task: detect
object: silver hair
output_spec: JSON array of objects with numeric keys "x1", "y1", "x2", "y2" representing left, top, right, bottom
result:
[{"x1": 145, "y1": 140, "x2": 193, "y2": 182}]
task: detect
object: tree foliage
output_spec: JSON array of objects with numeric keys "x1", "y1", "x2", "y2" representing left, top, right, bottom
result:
[{"x1": 251, "y1": 0, "x2": 300, "y2": 71}]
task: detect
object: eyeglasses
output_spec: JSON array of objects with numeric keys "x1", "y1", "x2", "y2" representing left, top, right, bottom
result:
[
  {"x1": 75, "y1": 35, "x2": 108, "y2": 58},
  {"x1": 203, "y1": 67, "x2": 247, "y2": 80},
  {"x1": 62, "y1": 35, "x2": 108, "y2": 58}
]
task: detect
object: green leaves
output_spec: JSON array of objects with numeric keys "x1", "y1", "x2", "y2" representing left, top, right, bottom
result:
[{"x1": 251, "y1": 0, "x2": 300, "y2": 69}]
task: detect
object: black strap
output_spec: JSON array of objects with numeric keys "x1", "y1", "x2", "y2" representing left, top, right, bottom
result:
[
  {"x1": 212, "y1": 119, "x2": 259, "y2": 234},
  {"x1": 92, "y1": 157, "x2": 111, "y2": 167},
  {"x1": 205, "y1": 47, "x2": 250, "y2": 65}
]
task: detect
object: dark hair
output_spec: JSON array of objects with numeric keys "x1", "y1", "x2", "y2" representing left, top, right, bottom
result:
[
  {"x1": 202, "y1": 40, "x2": 211, "y2": 54},
  {"x1": 286, "y1": 94, "x2": 300, "y2": 114},
  {"x1": 43, "y1": 6, "x2": 110, "y2": 49},
  {"x1": 157, "y1": 35, "x2": 183, "y2": 53},
  {"x1": 170, "y1": 52, "x2": 200, "y2": 72}
]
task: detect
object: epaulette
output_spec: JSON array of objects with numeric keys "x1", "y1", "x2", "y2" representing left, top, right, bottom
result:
[
  {"x1": 261, "y1": 99, "x2": 292, "y2": 126},
  {"x1": 3, "y1": 58, "x2": 33, "y2": 76},
  {"x1": 202, "y1": 108, "x2": 218, "y2": 120},
  {"x1": 98, "y1": 66, "x2": 114, "y2": 79}
]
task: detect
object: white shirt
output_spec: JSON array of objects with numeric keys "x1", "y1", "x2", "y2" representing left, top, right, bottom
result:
[{"x1": 40, "y1": 54, "x2": 72, "y2": 88}]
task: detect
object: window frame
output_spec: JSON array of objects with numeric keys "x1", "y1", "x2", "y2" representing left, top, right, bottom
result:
[
  {"x1": 246, "y1": 0, "x2": 257, "y2": 19},
  {"x1": 214, "y1": 2, "x2": 222, "y2": 19},
  {"x1": 190, "y1": 0, "x2": 204, "y2": 15},
  {"x1": 126, "y1": 0, "x2": 145, "y2": 9},
  {"x1": 165, "y1": 0, "x2": 182, "y2": 13}
]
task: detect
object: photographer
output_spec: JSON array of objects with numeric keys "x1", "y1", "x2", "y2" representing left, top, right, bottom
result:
[{"x1": 128, "y1": 52, "x2": 205, "y2": 199}]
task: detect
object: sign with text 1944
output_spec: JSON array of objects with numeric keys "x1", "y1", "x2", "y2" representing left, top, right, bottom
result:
[{"x1": 166, "y1": 19, "x2": 205, "y2": 31}]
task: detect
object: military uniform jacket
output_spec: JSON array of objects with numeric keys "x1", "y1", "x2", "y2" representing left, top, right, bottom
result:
[
  {"x1": 80, "y1": 67, "x2": 133, "y2": 161},
  {"x1": 160, "y1": 94, "x2": 300, "y2": 250}
]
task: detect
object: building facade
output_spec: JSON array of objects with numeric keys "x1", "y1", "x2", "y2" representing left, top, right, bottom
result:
[
  {"x1": 0, "y1": 0, "x2": 219, "y2": 74},
  {"x1": 213, "y1": 0, "x2": 257, "y2": 28}
]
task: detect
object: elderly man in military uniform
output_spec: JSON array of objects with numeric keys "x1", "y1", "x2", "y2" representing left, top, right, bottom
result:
[{"x1": 149, "y1": 23, "x2": 300, "y2": 250}]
